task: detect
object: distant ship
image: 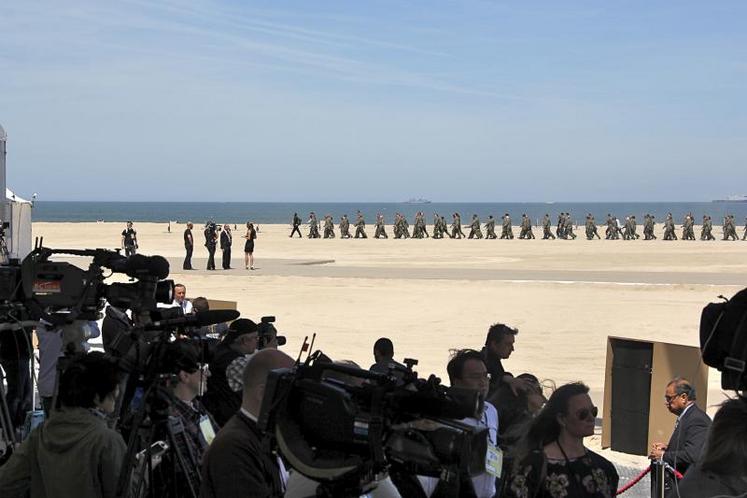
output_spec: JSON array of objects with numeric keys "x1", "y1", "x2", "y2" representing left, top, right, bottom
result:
[
  {"x1": 404, "y1": 197, "x2": 432, "y2": 204},
  {"x1": 712, "y1": 195, "x2": 747, "y2": 203}
]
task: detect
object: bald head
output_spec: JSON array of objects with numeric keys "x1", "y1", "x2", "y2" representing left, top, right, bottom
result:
[{"x1": 241, "y1": 349, "x2": 295, "y2": 417}]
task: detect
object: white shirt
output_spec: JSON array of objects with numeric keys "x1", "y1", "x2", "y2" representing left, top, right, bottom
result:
[
  {"x1": 173, "y1": 299, "x2": 193, "y2": 314},
  {"x1": 418, "y1": 401, "x2": 499, "y2": 498}
]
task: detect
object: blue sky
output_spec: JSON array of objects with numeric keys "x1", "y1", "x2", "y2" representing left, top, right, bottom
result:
[{"x1": 1, "y1": 1, "x2": 745, "y2": 201}]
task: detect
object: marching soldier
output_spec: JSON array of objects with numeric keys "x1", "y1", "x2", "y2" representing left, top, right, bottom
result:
[
  {"x1": 541, "y1": 214, "x2": 555, "y2": 240},
  {"x1": 290, "y1": 212, "x2": 302, "y2": 238},
  {"x1": 308, "y1": 212, "x2": 321, "y2": 239},
  {"x1": 468, "y1": 214, "x2": 483, "y2": 239},
  {"x1": 374, "y1": 213, "x2": 388, "y2": 239},
  {"x1": 663, "y1": 213, "x2": 677, "y2": 240},
  {"x1": 485, "y1": 215, "x2": 497, "y2": 239},
  {"x1": 432, "y1": 213, "x2": 443, "y2": 239},
  {"x1": 340, "y1": 215, "x2": 352, "y2": 239},
  {"x1": 500, "y1": 213, "x2": 514, "y2": 239},
  {"x1": 323, "y1": 214, "x2": 335, "y2": 239},
  {"x1": 451, "y1": 213, "x2": 465, "y2": 239},
  {"x1": 700, "y1": 215, "x2": 715, "y2": 241},
  {"x1": 519, "y1": 214, "x2": 535, "y2": 239},
  {"x1": 564, "y1": 213, "x2": 577, "y2": 240},
  {"x1": 354, "y1": 211, "x2": 367, "y2": 239}
]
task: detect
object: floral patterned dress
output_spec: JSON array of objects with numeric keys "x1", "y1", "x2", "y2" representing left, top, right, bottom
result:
[{"x1": 506, "y1": 449, "x2": 619, "y2": 498}]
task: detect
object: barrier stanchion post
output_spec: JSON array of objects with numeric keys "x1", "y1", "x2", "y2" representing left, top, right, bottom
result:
[{"x1": 650, "y1": 460, "x2": 665, "y2": 498}]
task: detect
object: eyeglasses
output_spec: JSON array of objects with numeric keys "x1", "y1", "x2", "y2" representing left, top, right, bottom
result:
[
  {"x1": 464, "y1": 372, "x2": 491, "y2": 381},
  {"x1": 575, "y1": 406, "x2": 598, "y2": 421},
  {"x1": 664, "y1": 393, "x2": 683, "y2": 403}
]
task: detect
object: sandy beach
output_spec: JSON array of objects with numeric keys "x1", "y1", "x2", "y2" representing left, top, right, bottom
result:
[{"x1": 32, "y1": 221, "x2": 744, "y2": 404}]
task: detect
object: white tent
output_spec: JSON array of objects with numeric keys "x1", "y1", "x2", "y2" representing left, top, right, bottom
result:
[{"x1": 5, "y1": 187, "x2": 32, "y2": 261}]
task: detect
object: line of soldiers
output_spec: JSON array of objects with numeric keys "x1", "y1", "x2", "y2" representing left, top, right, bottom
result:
[{"x1": 297, "y1": 212, "x2": 747, "y2": 241}]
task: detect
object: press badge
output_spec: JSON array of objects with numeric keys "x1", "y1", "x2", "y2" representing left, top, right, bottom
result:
[
  {"x1": 199, "y1": 416, "x2": 216, "y2": 445},
  {"x1": 485, "y1": 444, "x2": 503, "y2": 478}
]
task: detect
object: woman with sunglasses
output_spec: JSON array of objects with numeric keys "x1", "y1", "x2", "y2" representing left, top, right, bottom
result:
[{"x1": 506, "y1": 382, "x2": 619, "y2": 498}]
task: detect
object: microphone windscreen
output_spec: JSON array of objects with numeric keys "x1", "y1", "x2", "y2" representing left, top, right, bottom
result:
[
  {"x1": 148, "y1": 255, "x2": 170, "y2": 279},
  {"x1": 195, "y1": 309, "x2": 240, "y2": 326}
]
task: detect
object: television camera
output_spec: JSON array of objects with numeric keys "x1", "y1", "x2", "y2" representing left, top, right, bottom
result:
[
  {"x1": 700, "y1": 287, "x2": 747, "y2": 391},
  {"x1": 258, "y1": 349, "x2": 488, "y2": 497}
]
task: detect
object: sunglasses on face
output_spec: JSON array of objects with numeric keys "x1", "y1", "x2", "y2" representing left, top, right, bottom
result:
[{"x1": 575, "y1": 406, "x2": 598, "y2": 421}]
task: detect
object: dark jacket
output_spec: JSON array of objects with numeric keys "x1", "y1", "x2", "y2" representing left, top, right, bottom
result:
[
  {"x1": 481, "y1": 347, "x2": 509, "y2": 396},
  {"x1": 0, "y1": 407, "x2": 127, "y2": 498},
  {"x1": 202, "y1": 343, "x2": 243, "y2": 427},
  {"x1": 220, "y1": 230, "x2": 232, "y2": 250},
  {"x1": 663, "y1": 403, "x2": 711, "y2": 473},
  {"x1": 663, "y1": 403, "x2": 711, "y2": 496},
  {"x1": 677, "y1": 464, "x2": 747, "y2": 498},
  {"x1": 200, "y1": 411, "x2": 284, "y2": 498}
]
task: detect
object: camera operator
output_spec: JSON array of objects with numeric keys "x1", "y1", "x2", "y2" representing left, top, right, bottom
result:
[
  {"x1": 121, "y1": 221, "x2": 138, "y2": 257},
  {"x1": 37, "y1": 319, "x2": 100, "y2": 415},
  {"x1": 0, "y1": 351, "x2": 126, "y2": 498},
  {"x1": 200, "y1": 348, "x2": 294, "y2": 498},
  {"x1": 418, "y1": 349, "x2": 499, "y2": 498},
  {"x1": 161, "y1": 340, "x2": 218, "y2": 459},
  {"x1": 204, "y1": 222, "x2": 217, "y2": 271},
  {"x1": 202, "y1": 318, "x2": 259, "y2": 426},
  {"x1": 369, "y1": 337, "x2": 406, "y2": 374},
  {"x1": 0, "y1": 327, "x2": 32, "y2": 435},
  {"x1": 481, "y1": 323, "x2": 534, "y2": 397}
]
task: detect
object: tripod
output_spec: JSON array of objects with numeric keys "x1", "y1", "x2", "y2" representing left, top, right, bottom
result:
[{"x1": 115, "y1": 337, "x2": 201, "y2": 498}]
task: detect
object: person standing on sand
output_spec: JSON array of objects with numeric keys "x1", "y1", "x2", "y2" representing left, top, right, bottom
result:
[
  {"x1": 121, "y1": 221, "x2": 138, "y2": 257},
  {"x1": 183, "y1": 222, "x2": 194, "y2": 270},
  {"x1": 243, "y1": 222, "x2": 257, "y2": 270},
  {"x1": 220, "y1": 224, "x2": 233, "y2": 270}
]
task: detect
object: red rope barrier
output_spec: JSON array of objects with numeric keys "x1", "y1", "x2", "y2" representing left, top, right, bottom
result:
[{"x1": 616, "y1": 465, "x2": 651, "y2": 495}]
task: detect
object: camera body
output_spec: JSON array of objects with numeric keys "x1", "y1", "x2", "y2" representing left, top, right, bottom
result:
[
  {"x1": 258, "y1": 351, "x2": 487, "y2": 491},
  {"x1": 258, "y1": 315, "x2": 287, "y2": 349}
]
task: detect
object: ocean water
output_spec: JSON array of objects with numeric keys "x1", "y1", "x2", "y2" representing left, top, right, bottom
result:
[{"x1": 33, "y1": 201, "x2": 747, "y2": 225}]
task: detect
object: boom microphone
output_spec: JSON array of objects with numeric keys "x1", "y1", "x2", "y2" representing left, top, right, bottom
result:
[{"x1": 146, "y1": 309, "x2": 239, "y2": 330}]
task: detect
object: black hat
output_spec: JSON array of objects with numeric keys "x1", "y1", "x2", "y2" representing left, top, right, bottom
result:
[{"x1": 224, "y1": 318, "x2": 258, "y2": 344}]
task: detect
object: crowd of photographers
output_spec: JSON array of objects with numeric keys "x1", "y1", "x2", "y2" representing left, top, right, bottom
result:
[{"x1": 1, "y1": 289, "x2": 746, "y2": 498}]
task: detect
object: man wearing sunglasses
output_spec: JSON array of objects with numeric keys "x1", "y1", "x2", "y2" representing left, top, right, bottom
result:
[{"x1": 649, "y1": 377, "x2": 711, "y2": 496}]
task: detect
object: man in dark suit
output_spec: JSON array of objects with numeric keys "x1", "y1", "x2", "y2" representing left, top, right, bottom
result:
[
  {"x1": 649, "y1": 377, "x2": 711, "y2": 497},
  {"x1": 200, "y1": 349, "x2": 295, "y2": 498},
  {"x1": 220, "y1": 224, "x2": 232, "y2": 270},
  {"x1": 183, "y1": 222, "x2": 194, "y2": 269}
]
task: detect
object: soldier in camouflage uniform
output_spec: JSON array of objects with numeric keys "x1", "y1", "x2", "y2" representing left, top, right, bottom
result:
[
  {"x1": 374, "y1": 213, "x2": 388, "y2": 239},
  {"x1": 630, "y1": 215, "x2": 640, "y2": 239},
  {"x1": 468, "y1": 214, "x2": 483, "y2": 239},
  {"x1": 605, "y1": 214, "x2": 618, "y2": 240},
  {"x1": 700, "y1": 215, "x2": 715, "y2": 241},
  {"x1": 440, "y1": 216, "x2": 450, "y2": 238},
  {"x1": 339, "y1": 215, "x2": 352, "y2": 239},
  {"x1": 323, "y1": 214, "x2": 335, "y2": 238},
  {"x1": 432, "y1": 213, "x2": 443, "y2": 239},
  {"x1": 541, "y1": 214, "x2": 555, "y2": 239},
  {"x1": 743, "y1": 217, "x2": 747, "y2": 241},
  {"x1": 585, "y1": 214, "x2": 598, "y2": 240},
  {"x1": 681, "y1": 213, "x2": 694, "y2": 240},
  {"x1": 451, "y1": 213, "x2": 465, "y2": 239},
  {"x1": 663, "y1": 213, "x2": 677, "y2": 240},
  {"x1": 643, "y1": 214, "x2": 656, "y2": 240},
  {"x1": 485, "y1": 215, "x2": 497, "y2": 239},
  {"x1": 723, "y1": 214, "x2": 738, "y2": 241},
  {"x1": 308, "y1": 212, "x2": 321, "y2": 239},
  {"x1": 518, "y1": 214, "x2": 534, "y2": 239},
  {"x1": 500, "y1": 213, "x2": 514, "y2": 239},
  {"x1": 564, "y1": 213, "x2": 577, "y2": 239},
  {"x1": 354, "y1": 211, "x2": 367, "y2": 238}
]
